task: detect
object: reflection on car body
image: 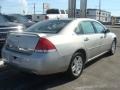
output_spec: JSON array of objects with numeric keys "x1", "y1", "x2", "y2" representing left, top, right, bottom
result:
[
  {"x1": 4, "y1": 14, "x2": 35, "y2": 28},
  {"x1": 0, "y1": 14, "x2": 24, "y2": 51}
]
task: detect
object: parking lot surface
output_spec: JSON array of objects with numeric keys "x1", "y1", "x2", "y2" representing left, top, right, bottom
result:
[{"x1": 0, "y1": 26, "x2": 120, "y2": 90}]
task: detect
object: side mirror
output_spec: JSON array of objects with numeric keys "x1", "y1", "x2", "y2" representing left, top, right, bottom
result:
[{"x1": 104, "y1": 29, "x2": 110, "y2": 33}]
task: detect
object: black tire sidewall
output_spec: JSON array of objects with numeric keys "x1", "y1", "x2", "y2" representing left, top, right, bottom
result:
[
  {"x1": 110, "y1": 40, "x2": 116, "y2": 55},
  {"x1": 67, "y1": 52, "x2": 84, "y2": 79}
]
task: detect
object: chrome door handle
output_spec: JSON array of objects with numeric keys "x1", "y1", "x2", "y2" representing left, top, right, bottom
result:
[{"x1": 84, "y1": 38, "x2": 89, "y2": 41}]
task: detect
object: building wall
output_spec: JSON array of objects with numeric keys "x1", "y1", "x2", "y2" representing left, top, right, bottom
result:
[
  {"x1": 76, "y1": 9, "x2": 111, "y2": 22},
  {"x1": 96, "y1": 9, "x2": 111, "y2": 22},
  {"x1": 31, "y1": 9, "x2": 111, "y2": 23}
]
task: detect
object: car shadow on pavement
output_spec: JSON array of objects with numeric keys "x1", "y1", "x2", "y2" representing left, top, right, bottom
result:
[
  {"x1": 0, "y1": 66, "x2": 73, "y2": 90},
  {"x1": 22, "y1": 53, "x2": 111, "y2": 90},
  {"x1": 84, "y1": 53, "x2": 111, "y2": 69}
]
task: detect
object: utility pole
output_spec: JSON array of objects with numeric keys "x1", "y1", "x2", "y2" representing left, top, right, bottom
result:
[
  {"x1": 34, "y1": 3, "x2": 35, "y2": 15},
  {"x1": 43, "y1": 3, "x2": 44, "y2": 14},
  {"x1": 99, "y1": 0, "x2": 101, "y2": 21},
  {"x1": 43, "y1": 3, "x2": 49, "y2": 14},
  {"x1": 33, "y1": 3, "x2": 36, "y2": 21}
]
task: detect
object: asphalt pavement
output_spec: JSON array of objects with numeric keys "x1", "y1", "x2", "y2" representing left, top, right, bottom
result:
[{"x1": 0, "y1": 26, "x2": 119, "y2": 90}]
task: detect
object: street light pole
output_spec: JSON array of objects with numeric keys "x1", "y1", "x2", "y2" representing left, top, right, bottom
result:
[{"x1": 99, "y1": 0, "x2": 101, "y2": 21}]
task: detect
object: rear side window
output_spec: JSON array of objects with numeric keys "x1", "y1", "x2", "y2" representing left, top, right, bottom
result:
[
  {"x1": 75, "y1": 24, "x2": 83, "y2": 35},
  {"x1": 46, "y1": 9, "x2": 59, "y2": 14},
  {"x1": 81, "y1": 21, "x2": 95, "y2": 34},
  {"x1": 26, "y1": 20, "x2": 71, "y2": 34},
  {"x1": 92, "y1": 22, "x2": 105, "y2": 33}
]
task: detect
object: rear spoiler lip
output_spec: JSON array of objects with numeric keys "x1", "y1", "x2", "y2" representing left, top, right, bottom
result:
[
  {"x1": 8, "y1": 31, "x2": 41, "y2": 38},
  {"x1": 8, "y1": 31, "x2": 55, "y2": 38}
]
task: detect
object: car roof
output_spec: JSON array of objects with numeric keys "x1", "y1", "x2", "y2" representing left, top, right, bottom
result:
[{"x1": 47, "y1": 18, "x2": 98, "y2": 22}]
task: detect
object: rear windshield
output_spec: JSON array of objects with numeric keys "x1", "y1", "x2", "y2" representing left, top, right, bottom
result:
[
  {"x1": 46, "y1": 9, "x2": 59, "y2": 14},
  {"x1": 26, "y1": 20, "x2": 71, "y2": 34}
]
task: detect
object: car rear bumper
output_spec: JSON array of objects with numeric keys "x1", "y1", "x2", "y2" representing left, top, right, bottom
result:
[{"x1": 2, "y1": 49, "x2": 70, "y2": 75}]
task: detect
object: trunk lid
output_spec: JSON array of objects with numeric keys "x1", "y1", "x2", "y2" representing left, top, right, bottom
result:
[{"x1": 6, "y1": 32, "x2": 42, "y2": 54}]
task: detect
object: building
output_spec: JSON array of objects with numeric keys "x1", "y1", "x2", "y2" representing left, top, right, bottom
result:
[
  {"x1": 114, "y1": 17, "x2": 120, "y2": 23},
  {"x1": 29, "y1": 8, "x2": 111, "y2": 23},
  {"x1": 110, "y1": 16, "x2": 120, "y2": 25},
  {"x1": 76, "y1": 9, "x2": 111, "y2": 22}
]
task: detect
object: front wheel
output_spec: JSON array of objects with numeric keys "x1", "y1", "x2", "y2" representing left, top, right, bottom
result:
[
  {"x1": 67, "y1": 53, "x2": 84, "y2": 79},
  {"x1": 109, "y1": 40, "x2": 116, "y2": 55}
]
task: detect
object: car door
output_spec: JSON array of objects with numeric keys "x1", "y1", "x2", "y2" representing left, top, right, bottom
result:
[
  {"x1": 92, "y1": 21, "x2": 110, "y2": 53},
  {"x1": 80, "y1": 21, "x2": 102, "y2": 59}
]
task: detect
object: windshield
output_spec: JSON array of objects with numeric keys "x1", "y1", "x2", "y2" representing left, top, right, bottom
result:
[
  {"x1": 26, "y1": 20, "x2": 71, "y2": 33},
  {"x1": 10, "y1": 15, "x2": 29, "y2": 23},
  {"x1": 0, "y1": 15, "x2": 9, "y2": 23},
  {"x1": 46, "y1": 9, "x2": 59, "y2": 14}
]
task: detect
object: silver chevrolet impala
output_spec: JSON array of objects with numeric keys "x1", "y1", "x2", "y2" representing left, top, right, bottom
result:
[{"x1": 2, "y1": 18, "x2": 117, "y2": 79}]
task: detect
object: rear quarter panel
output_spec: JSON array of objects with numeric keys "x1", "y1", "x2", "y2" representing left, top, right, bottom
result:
[{"x1": 46, "y1": 35, "x2": 86, "y2": 68}]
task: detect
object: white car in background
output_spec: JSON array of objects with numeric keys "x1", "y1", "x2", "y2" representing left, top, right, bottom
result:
[{"x1": 45, "y1": 9, "x2": 68, "y2": 19}]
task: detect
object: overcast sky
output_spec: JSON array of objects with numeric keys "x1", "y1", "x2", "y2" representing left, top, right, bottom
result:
[{"x1": 0, "y1": 0, "x2": 120, "y2": 16}]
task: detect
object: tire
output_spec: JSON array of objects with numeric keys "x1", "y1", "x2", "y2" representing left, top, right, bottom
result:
[
  {"x1": 67, "y1": 52, "x2": 84, "y2": 79},
  {"x1": 109, "y1": 40, "x2": 116, "y2": 55}
]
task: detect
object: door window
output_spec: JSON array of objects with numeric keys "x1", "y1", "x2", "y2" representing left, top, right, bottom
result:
[
  {"x1": 93, "y1": 22, "x2": 105, "y2": 33},
  {"x1": 81, "y1": 21, "x2": 95, "y2": 34},
  {"x1": 74, "y1": 24, "x2": 83, "y2": 34}
]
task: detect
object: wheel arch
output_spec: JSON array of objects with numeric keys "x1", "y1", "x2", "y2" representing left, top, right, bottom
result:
[
  {"x1": 66, "y1": 48, "x2": 86, "y2": 79},
  {"x1": 73, "y1": 48, "x2": 87, "y2": 63},
  {"x1": 114, "y1": 37, "x2": 117, "y2": 44}
]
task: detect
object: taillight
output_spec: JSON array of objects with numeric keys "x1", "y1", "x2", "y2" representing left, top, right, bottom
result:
[
  {"x1": 45, "y1": 16, "x2": 49, "y2": 19},
  {"x1": 35, "y1": 38, "x2": 56, "y2": 52}
]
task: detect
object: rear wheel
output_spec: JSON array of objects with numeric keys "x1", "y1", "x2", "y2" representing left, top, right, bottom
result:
[
  {"x1": 67, "y1": 53, "x2": 84, "y2": 79},
  {"x1": 109, "y1": 40, "x2": 116, "y2": 55}
]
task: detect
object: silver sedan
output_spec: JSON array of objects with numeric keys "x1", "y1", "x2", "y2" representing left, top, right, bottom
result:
[{"x1": 2, "y1": 18, "x2": 117, "y2": 79}]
